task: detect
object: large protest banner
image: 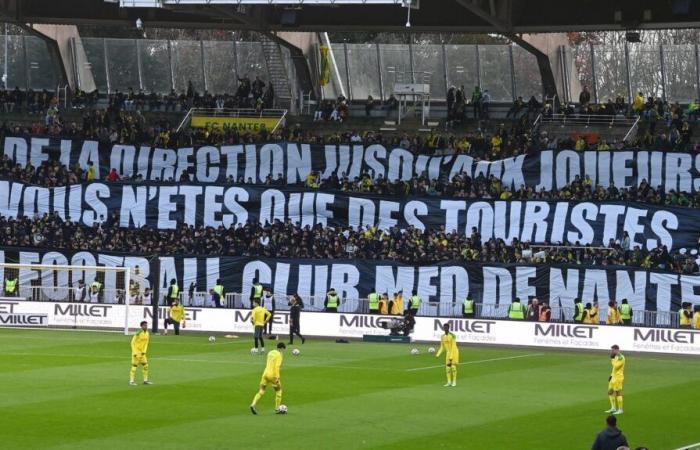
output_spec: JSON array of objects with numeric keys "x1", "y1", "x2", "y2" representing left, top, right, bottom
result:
[
  {"x1": 0, "y1": 179, "x2": 696, "y2": 250},
  {"x1": 5, "y1": 136, "x2": 700, "y2": 192},
  {"x1": 1, "y1": 248, "x2": 697, "y2": 313}
]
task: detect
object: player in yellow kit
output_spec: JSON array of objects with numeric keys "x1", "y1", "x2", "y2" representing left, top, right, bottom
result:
[
  {"x1": 129, "y1": 321, "x2": 152, "y2": 386},
  {"x1": 435, "y1": 323, "x2": 460, "y2": 387},
  {"x1": 163, "y1": 299, "x2": 185, "y2": 335},
  {"x1": 605, "y1": 344, "x2": 625, "y2": 415},
  {"x1": 251, "y1": 299, "x2": 272, "y2": 352},
  {"x1": 250, "y1": 342, "x2": 287, "y2": 415}
]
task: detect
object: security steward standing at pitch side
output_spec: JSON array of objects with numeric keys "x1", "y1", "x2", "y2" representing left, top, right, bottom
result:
[
  {"x1": 288, "y1": 295, "x2": 305, "y2": 345},
  {"x1": 368, "y1": 290, "x2": 380, "y2": 314},
  {"x1": 408, "y1": 291, "x2": 421, "y2": 316},
  {"x1": 680, "y1": 302, "x2": 693, "y2": 329},
  {"x1": 324, "y1": 288, "x2": 340, "y2": 312},
  {"x1": 574, "y1": 298, "x2": 584, "y2": 324},
  {"x1": 213, "y1": 279, "x2": 225, "y2": 307},
  {"x1": 165, "y1": 278, "x2": 179, "y2": 306},
  {"x1": 508, "y1": 297, "x2": 525, "y2": 320},
  {"x1": 250, "y1": 277, "x2": 263, "y2": 308},
  {"x1": 262, "y1": 287, "x2": 276, "y2": 337},
  {"x1": 462, "y1": 296, "x2": 475, "y2": 318},
  {"x1": 618, "y1": 299, "x2": 633, "y2": 326},
  {"x1": 4, "y1": 274, "x2": 17, "y2": 297}
]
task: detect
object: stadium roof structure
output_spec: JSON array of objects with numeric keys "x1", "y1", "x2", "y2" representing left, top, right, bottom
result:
[{"x1": 3, "y1": 0, "x2": 700, "y2": 32}]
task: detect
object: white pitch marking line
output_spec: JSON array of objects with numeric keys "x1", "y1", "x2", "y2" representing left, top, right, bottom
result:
[
  {"x1": 406, "y1": 353, "x2": 545, "y2": 372},
  {"x1": 672, "y1": 443, "x2": 700, "y2": 450}
]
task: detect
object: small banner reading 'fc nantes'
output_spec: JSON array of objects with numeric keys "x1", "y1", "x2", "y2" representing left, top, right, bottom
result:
[{"x1": 189, "y1": 115, "x2": 281, "y2": 132}]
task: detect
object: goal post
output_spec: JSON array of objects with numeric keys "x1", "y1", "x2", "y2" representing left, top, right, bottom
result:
[{"x1": 0, "y1": 263, "x2": 132, "y2": 335}]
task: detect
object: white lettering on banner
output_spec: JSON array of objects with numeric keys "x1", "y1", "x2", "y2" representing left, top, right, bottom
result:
[
  {"x1": 12, "y1": 137, "x2": 700, "y2": 192},
  {"x1": 6, "y1": 301, "x2": 699, "y2": 355},
  {"x1": 0, "y1": 177, "x2": 689, "y2": 250}
]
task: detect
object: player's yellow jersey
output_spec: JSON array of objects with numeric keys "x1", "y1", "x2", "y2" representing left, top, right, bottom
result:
[
  {"x1": 251, "y1": 306, "x2": 271, "y2": 326},
  {"x1": 131, "y1": 330, "x2": 150, "y2": 355},
  {"x1": 169, "y1": 304, "x2": 185, "y2": 322},
  {"x1": 610, "y1": 353, "x2": 625, "y2": 379},
  {"x1": 263, "y1": 349, "x2": 283, "y2": 379},
  {"x1": 436, "y1": 332, "x2": 460, "y2": 363}
]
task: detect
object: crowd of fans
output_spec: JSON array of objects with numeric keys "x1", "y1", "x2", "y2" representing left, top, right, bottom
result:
[
  {"x1": 1, "y1": 213, "x2": 698, "y2": 274},
  {"x1": 2, "y1": 86, "x2": 700, "y2": 277}
]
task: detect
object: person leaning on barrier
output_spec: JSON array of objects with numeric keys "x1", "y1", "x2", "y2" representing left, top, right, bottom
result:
[
  {"x1": 583, "y1": 302, "x2": 599, "y2": 325},
  {"x1": 618, "y1": 299, "x2": 633, "y2": 326},
  {"x1": 209, "y1": 288, "x2": 222, "y2": 308},
  {"x1": 679, "y1": 302, "x2": 693, "y2": 329},
  {"x1": 508, "y1": 297, "x2": 525, "y2": 320},
  {"x1": 526, "y1": 297, "x2": 540, "y2": 321},
  {"x1": 75, "y1": 279, "x2": 86, "y2": 303},
  {"x1": 606, "y1": 300, "x2": 622, "y2": 325},
  {"x1": 378, "y1": 293, "x2": 389, "y2": 315},
  {"x1": 462, "y1": 296, "x2": 475, "y2": 318},
  {"x1": 574, "y1": 298, "x2": 584, "y2": 324},
  {"x1": 90, "y1": 279, "x2": 102, "y2": 303},
  {"x1": 324, "y1": 288, "x2": 340, "y2": 312},
  {"x1": 390, "y1": 291, "x2": 404, "y2": 315}
]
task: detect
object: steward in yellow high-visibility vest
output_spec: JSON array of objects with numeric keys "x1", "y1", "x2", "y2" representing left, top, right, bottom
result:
[
  {"x1": 408, "y1": 291, "x2": 421, "y2": 316},
  {"x1": 574, "y1": 298, "x2": 584, "y2": 323},
  {"x1": 4, "y1": 277, "x2": 17, "y2": 296},
  {"x1": 462, "y1": 298, "x2": 475, "y2": 318},
  {"x1": 325, "y1": 288, "x2": 340, "y2": 312},
  {"x1": 368, "y1": 291, "x2": 380, "y2": 314},
  {"x1": 693, "y1": 306, "x2": 700, "y2": 330},
  {"x1": 250, "y1": 278, "x2": 263, "y2": 308},
  {"x1": 508, "y1": 298, "x2": 525, "y2": 320},
  {"x1": 213, "y1": 278, "x2": 225, "y2": 304},
  {"x1": 618, "y1": 299, "x2": 633, "y2": 326},
  {"x1": 166, "y1": 279, "x2": 179, "y2": 305}
]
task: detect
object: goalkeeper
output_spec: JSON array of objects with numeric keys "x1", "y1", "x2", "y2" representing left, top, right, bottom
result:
[{"x1": 163, "y1": 299, "x2": 185, "y2": 335}]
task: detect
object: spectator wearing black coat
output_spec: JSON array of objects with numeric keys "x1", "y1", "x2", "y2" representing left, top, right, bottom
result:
[{"x1": 591, "y1": 416, "x2": 629, "y2": 450}]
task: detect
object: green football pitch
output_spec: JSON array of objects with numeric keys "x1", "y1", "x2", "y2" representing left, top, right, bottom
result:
[{"x1": 2, "y1": 328, "x2": 699, "y2": 450}]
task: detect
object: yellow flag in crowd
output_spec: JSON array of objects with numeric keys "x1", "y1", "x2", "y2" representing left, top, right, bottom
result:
[{"x1": 319, "y1": 45, "x2": 330, "y2": 87}]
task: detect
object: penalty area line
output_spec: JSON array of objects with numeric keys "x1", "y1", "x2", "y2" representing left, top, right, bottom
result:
[
  {"x1": 672, "y1": 443, "x2": 700, "y2": 450},
  {"x1": 406, "y1": 353, "x2": 545, "y2": 372}
]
